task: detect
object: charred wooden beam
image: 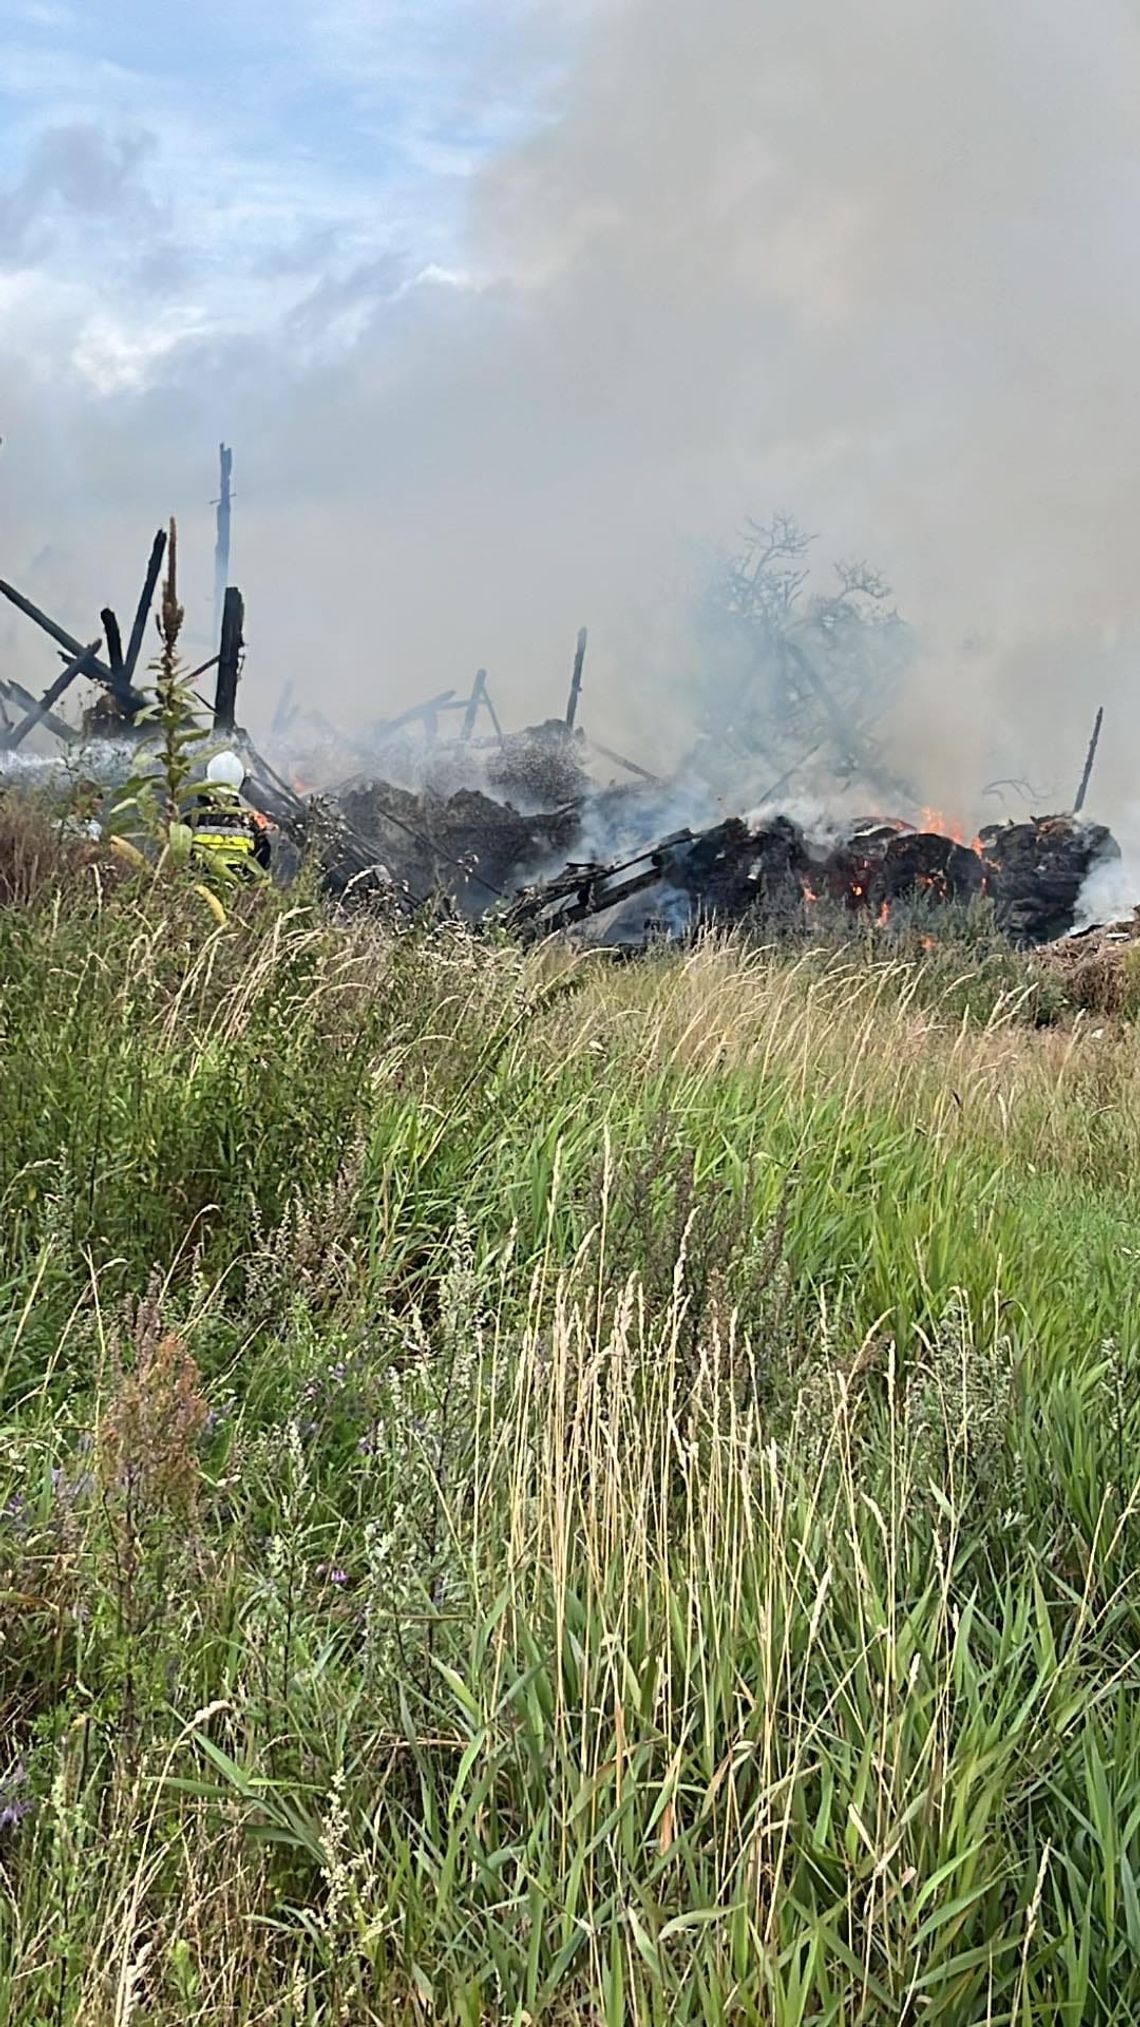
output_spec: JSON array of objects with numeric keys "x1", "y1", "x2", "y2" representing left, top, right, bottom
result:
[
  {"x1": 100, "y1": 606, "x2": 129, "y2": 703},
  {"x1": 213, "y1": 443, "x2": 233, "y2": 646},
  {"x1": 565, "y1": 626, "x2": 587, "y2": 730},
  {"x1": 0, "y1": 575, "x2": 149, "y2": 713},
  {"x1": 122, "y1": 529, "x2": 168, "y2": 685},
  {"x1": 184, "y1": 652, "x2": 221, "y2": 688},
  {"x1": 481, "y1": 683, "x2": 505, "y2": 745},
  {"x1": 0, "y1": 577, "x2": 107, "y2": 671},
  {"x1": 213, "y1": 586, "x2": 244, "y2": 731},
  {"x1": 586, "y1": 736, "x2": 662, "y2": 784},
  {"x1": 0, "y1": 678, "x2": 79, "y2": 744},
  {"x1": 1074, "y1": 705, "x2": 1104, "y2": 814},
  {"x1": 271, "y1": 678, "x2": 296, "y2": 739},
  {"x1": 370, "y1": 690, "x2": 456, "y2": 742},
  {"x1": 462, "y1": 669, "x2": 488, "y2": 741},
  {"x1": 3, "y1": 638, "x2": 102, "y2": 750}
]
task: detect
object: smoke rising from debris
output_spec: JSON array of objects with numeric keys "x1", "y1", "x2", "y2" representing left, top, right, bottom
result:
[{"x1": 2, "y1": 0, "x2": 1140, "y2": 830}]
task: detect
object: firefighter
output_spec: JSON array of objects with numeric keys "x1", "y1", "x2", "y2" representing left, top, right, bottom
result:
[{"x1": 186, "y1": 750, "x2": 271, "y2": 880}]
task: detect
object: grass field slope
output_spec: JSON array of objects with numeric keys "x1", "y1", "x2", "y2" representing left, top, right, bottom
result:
[{"x1": 3, "y1": 801, "x2": 1140, "y2": 2023}]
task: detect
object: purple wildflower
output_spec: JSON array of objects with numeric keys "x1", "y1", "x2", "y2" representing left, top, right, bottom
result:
[{"x1": 0, "y1": 1764, "x2": 31, "y2": 1834}]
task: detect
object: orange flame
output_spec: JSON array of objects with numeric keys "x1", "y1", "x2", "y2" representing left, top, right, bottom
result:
[
  {"x1": 919, "y1": 807, "x2": 963, "y2": 843},
  {"x1": 919, "y1": 808, "x2": 985, "y2": 855}
]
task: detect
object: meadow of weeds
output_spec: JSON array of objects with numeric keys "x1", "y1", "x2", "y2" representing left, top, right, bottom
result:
[{"x1": 3, "y1": 797, "x2": 1140, "y2": 2023}]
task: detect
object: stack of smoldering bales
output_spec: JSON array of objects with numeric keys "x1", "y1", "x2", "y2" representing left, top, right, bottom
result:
[{"x1": 505, "y1": 810, "x2": 1119, "y2": 949}]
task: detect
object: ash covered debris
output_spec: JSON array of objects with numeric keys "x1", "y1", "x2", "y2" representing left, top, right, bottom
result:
[
  {"x1": 337, "y1": 775, "x2": 581, "y2": 915},
  {"x1": 484, "y1": 721, "x2": 592, "y2": 811}
]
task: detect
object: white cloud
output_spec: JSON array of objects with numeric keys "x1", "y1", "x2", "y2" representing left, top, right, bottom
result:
[{"x1": 70, "y1": 306, "x2": 215, "y2": 394}]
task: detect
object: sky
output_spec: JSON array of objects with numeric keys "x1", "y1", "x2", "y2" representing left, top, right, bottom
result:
[
  {"x1": 0, "y1": 0, "x2": 587, "y2": 700},
  {"x1": 4, "y1": 0, "x2": 1140, "y2": 825},
  {"x1": 0, "y1": 0, "x2": 573, "y2": 377}
]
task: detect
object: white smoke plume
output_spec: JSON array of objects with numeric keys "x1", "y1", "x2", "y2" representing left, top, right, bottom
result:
[{"x1": 2, "y1": 0, "x2": 1140, "y2": 843}]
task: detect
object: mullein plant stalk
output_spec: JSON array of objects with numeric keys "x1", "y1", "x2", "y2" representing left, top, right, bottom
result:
[
  {"x1": 105, "y1": 520, "x2": 215, "y2": 900},
  {"x1": 151, "y1": 519, "x2": 206, "y2": 837}
]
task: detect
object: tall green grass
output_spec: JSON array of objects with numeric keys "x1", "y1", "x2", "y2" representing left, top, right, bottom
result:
[{"x1": 2, "y1": 820, "x2": 1140, "y2": 2021}]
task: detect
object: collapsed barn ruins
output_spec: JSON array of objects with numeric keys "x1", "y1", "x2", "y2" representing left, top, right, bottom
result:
[{"x1": 0, "y1": 519, "x2": 1126, "y2": 948}]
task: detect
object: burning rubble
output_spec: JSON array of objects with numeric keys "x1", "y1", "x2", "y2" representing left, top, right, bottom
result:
[
  {"x1": 504, "y1": 809, "x2": 1120, "y2": 950},
  {"x1": 0, "y1": 514, "x2": 1127, "y2": 954}
]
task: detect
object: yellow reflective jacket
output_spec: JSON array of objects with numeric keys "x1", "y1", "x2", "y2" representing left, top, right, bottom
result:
[{"x1": 185, "y1": 784, "x2": 267, "y2": 875}]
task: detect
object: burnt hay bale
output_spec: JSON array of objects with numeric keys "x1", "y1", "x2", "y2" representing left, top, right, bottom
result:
[{"x1": 980, "y1": 816, "x2": 1119, "y2": 946}]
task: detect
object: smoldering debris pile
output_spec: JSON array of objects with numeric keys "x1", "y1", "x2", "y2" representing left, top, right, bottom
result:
[
  {"x1": 0, "y1": 522, "x2": 1127, "y2": 950},
  {"x1": 505, "y1": 811, "x2": 1120, "y2": 950},
  {"x1": 337, "y1": 776, "x2": 580, "y2": 913},
  {"x1": 977, "y1": 816, "x2": 1119, "y2": 946}
]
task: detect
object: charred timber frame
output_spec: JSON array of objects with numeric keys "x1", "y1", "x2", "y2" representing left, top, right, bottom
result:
[
  {"x1": 2, "y1": 640, "x2": 102, "y2": 750},
  {"x1": 0, "y1": 678, "x2": 78, "y2": 745},
  {"x1": 0, "y1": 526, "x2": 168, "y2": 725}
]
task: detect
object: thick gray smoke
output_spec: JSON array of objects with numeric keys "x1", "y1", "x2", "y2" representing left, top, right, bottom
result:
[{"x1": 3, "y1": 0, "x2": 1140, "y2": 837}]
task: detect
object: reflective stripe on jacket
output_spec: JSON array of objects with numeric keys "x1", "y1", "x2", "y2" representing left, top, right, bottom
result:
[{"x1": 192, "y1": 829, "x2": 255, "y2": 858}]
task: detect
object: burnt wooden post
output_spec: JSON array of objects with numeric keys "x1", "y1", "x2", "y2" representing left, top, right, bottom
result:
[
  {"x1": 99, "y1": 606, "x2": 130, "y2": 707},
  {"x1": 213, "y1": 443, "x2": 233, "y2": 646},
  {"x1": 213, "y1": 586, "x2": 244, "y2": 731},
  {"x1": 565, "y1": 626, "x2": 587, "y2": 730},
  {"x1": 462, "y1": 669, "x2": 488, "y2": 741},
  {"x1": 3, "y1": 639, "x2": 102, "y2": 750},
  {"x1": 122, "y1": 529, "x2": 168, "y2": 686},
  {"x1": 1074, "y1": 705, "x2": 1104, "y2": 814}
]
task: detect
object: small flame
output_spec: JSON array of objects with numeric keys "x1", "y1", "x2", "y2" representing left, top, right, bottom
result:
[
  {"x1": 919, "y1": 806, "x2": 964, "y2": 843},
  {"x1": 877, "y1": 900, "x2": 891, "y2": 927},
  {"x1": 919, "y1": 807, "x2": 985, "y2": 855}
]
